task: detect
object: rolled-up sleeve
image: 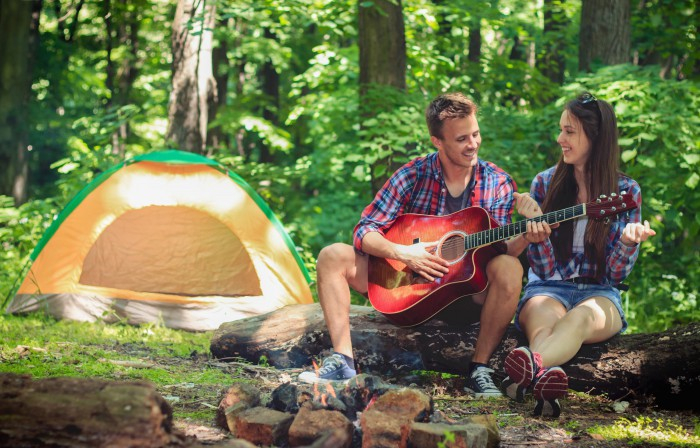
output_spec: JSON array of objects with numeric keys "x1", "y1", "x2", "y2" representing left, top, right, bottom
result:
[
  {"x1": 353, "y1": 171, "x2": 414, "y2": 253},
  {"x1": 605, "y1": 181, "x2": 642, "y2": 284}
]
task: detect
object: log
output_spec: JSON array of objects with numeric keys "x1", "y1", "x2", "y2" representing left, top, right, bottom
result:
[
  {"x1": 0, "y1": 374, "x2": 176, "y2": 447},
  {"x1": 211, "y1": 303, "x2": 700, "y2": 411}
]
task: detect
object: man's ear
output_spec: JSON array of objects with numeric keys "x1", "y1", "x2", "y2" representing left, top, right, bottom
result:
[{"x1": 430, "y1": 135, "x2": 441, "y2": 149}]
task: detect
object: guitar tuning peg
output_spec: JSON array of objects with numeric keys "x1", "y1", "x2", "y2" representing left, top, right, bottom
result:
[
  {"x1": 610, "y1": 192, "x2": 617, "y2": 197},
  {"x1": 599, "y1": 194, "x2": 608, "y2": 199}
]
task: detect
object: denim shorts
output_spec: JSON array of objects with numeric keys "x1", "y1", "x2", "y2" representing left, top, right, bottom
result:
[{"x1": 515, "y1": 280, "x2": 627, "y2": 333}]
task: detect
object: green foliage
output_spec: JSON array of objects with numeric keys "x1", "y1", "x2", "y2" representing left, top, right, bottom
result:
[{"x1": 0, "y1": 196, "x2": 60, "y2": 306}]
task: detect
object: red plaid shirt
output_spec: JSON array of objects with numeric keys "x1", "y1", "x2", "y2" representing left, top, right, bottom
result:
[
  {"x1": 353, "y1": 152, "x2": 517, "y2": 253},
  {"x1": 526, "y1": 166, "x2": 642, "y2": 285}
]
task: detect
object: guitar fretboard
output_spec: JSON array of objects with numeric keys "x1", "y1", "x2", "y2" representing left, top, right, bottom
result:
[{"x1": 465, "y1": 204, "x2": 586, "y2": 250}]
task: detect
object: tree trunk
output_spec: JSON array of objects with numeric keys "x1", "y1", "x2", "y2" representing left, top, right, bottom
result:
[
  {"x1": 468, "y1": 21, "x2": 481, "y2": 64},
  {"x1": 211, "y1": 303, "x2": 700, "y2": 411},
  {"x1": 0, "y1": 374, "x2": 176, "y2": 447},
  {"x1": 0, "y1": 0, "x2": 41, "y2": 206},
  {"x1": 166, "y1": 0, "x2": 217, "y2": 154},
  {"x1": 358, "y1": 0, "x2": 407, "y2": 193},
  {"x1": 539, "y1": 0, "x2": 567, "y2": 85},
  {"x1": 206, "y1": 17, "x2": 230, "y2": 155},
  {"x1": 579, "y1": 0, "x2": 631, "y2": 71}
]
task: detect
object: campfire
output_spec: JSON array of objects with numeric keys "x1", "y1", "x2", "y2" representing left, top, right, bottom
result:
[{"x1": 216, "y1": 374, "x2": 500, "y2": 448}]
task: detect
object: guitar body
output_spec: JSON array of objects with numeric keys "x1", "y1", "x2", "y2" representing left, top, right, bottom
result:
[{"x1": 367, "y1": 207, "x2": 501, "y2": 327}]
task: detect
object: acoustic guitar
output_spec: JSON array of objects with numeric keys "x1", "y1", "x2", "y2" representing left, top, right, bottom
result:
[{"x1": 367, "y1": 193, "x2": 637, "y2": 327}]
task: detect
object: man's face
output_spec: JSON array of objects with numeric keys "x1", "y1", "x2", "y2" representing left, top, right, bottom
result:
[{"x1": 431, "y1": 115, "x2": 481, "y2": 170}]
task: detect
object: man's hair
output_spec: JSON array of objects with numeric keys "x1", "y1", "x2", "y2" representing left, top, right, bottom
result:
[{"x1": 425, "y1": 93, "x2": 479, "y2": 139}]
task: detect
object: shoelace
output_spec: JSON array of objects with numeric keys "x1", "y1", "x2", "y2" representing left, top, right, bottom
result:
[
  {"x1": 317, "y1": 355, "x2": 343, "y2": 375},
  {"x1": 473, "y1": 368, "x2": 499, "y2": 391}
]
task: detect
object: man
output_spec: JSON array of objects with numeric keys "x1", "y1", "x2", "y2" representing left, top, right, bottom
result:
[{"x1": 299, "y1": 92, "x2": 547, "y2": 397}]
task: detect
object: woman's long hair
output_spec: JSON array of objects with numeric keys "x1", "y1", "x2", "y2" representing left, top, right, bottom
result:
[{"x1": 541, "y1": 93, "x2": 620, "y2": 279}]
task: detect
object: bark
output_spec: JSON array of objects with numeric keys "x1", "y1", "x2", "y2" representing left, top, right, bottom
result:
[
  {"x1": 211, "y1": 303, "x2": 700, "y2": 411},
  {"x1": 579, "y1": 0, "x2": 631, "y2": 71},
  {"x1": 206, "y1": 17, "x2": 230, "y2": 155},
  {"x1": 539, "y1": 0, "x2": 568, "y2": 85},
  {"x1": 358, "y1": 0, "x2": 407, "y2": 193},
  {"x1": 166, "y1": 0, "x2": 217, "y2": 154},
  {"x1": 0, "y1": 374, "x2": 176, "y2": 447},
  {"x1": 468, "y1": 22, "x2": 481, "y2": 64},
  {"x1": 0, "y1": 0, "x2": 41, "y2": 205}
]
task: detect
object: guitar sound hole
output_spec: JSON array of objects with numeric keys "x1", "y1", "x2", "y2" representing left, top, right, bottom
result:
[{"x1": 440, "y1": 234, "x2": 465, "y2": 263}]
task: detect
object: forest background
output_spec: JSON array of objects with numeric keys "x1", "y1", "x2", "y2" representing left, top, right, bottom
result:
[{"x1": 0, "y1": 0, "x2": 698, "y2": 335}]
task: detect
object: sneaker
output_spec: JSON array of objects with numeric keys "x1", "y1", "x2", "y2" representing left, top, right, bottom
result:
[
  {"x1": 298, "y1": 353, "x2": 356, "y2": 384},
  {"x1": 532, "y1": 367, "x2": 568, "y2": 418},
  {"x1": 504, "y1": 347, "x2": 542, "y2": 389},
  {"x1": 465, "y1": 366, "x2": 503, "y2": 398},
  {"x1": 501, "y1": 375, "x2": 527, "y2": 402}
]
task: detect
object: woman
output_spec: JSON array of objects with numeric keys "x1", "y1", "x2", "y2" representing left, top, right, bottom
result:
[{"x1": 502, "y1": 92, "x2": 656, "y2": 417}]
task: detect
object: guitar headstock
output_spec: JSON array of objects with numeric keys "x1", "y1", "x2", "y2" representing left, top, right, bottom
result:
[{"x1": 586, "y1": 192, "x2": 638, "y2": 221}]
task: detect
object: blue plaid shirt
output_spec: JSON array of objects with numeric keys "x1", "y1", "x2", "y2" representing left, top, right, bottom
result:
[
  {"x1": 353, "y1": 152, "x2": 517, "y2": 253},
  {"x1": 527, "y1": 166, "x2": 642, "y2": 285}
]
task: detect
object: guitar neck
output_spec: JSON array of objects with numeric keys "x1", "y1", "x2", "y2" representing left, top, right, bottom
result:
[{"x1": 465, "y1": 204, "x2": 586, "y2": 250}]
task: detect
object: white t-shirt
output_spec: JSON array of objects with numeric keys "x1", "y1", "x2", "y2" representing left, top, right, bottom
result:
[{"x1": 527, "y1": 218, "x2": 588, "y2": 281}]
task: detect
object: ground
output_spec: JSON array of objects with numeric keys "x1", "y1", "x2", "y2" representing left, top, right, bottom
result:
[{"x1": 136, "y1": 347, "x2": 698, "y2": 447}]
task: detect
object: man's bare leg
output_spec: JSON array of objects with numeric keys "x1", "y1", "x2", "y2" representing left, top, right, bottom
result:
[
  {"x1": 315, "y1": 243, "x2": 368, "y2": 359},
  {"x1": 471, "y1": 254, "x2": 523, "y2": 365}
]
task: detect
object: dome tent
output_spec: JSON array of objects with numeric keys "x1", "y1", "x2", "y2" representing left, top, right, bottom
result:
[{"x1": 5, "y1": 150, "x2": 313, "y2": 331}]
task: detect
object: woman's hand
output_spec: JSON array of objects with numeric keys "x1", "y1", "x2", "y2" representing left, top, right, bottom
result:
[
  {"x1": 514, "y1": 192, "x2": 553, "y2": 244},
  {"x1": 621, "y1": 220, "x2": 656, "y2": 246}
]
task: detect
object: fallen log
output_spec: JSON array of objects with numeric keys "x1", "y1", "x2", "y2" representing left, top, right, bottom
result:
[
  {"x1": 0, "y1": 374, "x2": 176, "y2": 447},
  {"x1": 211, "y1": 303, "x2": 700, "y2": 411}
]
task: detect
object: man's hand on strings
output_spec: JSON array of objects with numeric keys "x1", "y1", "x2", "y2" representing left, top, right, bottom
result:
[{"x1": 397, "y1": 241, "x2": 450, "y2": 282}]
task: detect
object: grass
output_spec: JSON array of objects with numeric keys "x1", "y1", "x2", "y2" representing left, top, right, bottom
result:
[
  {"x1": 588, "y1": 416, "x2": 700, "y2": 447},
  {"x1": 0, "y1": 313, "x2": 233, "y2": 426}
]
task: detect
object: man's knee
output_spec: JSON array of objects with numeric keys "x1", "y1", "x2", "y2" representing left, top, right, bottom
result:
[
  {"x1": 317, "y1": 243, "x2": 353, "y2": 270},
  {"x1": 487, "y1": 255, "x2": 523, "y2": 297}
]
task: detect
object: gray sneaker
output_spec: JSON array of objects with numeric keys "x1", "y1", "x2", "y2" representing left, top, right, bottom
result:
[
  {"x1": 465, "y1": 366, "x2": 503, "y2": 398},
  {"x1": 298, "y1": 353, "x2": 356, "y2": 384}
]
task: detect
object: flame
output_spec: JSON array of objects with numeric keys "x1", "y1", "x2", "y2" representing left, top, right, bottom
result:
[
  {"x1": 321, "y1": 394, "x2": 328, "y2": 406},
  {"x1": 312, "y1": 359, "x2": 320, "y2": 376},
  {"x1": 313, "y1": 383, "x2": 320, "y2": 401},
  {"x1": 365, "y1": 393, "x2": 378, "y2": 410},
  {"x1": 325, "y1": 383, "x2": 336, "y2": 398}
]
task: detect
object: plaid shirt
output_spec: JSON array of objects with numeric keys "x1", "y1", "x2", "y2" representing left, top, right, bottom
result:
[
  {"x1": 527, "y1": 166, "x2": 642, "y2": 285},
  {"x1": 353, "y1": 152, "x2": 517, "y2": 253}
]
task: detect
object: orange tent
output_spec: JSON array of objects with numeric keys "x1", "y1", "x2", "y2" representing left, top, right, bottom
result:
[{"x1": 6, "y1": 150, "x2": 312, "y2": 331}]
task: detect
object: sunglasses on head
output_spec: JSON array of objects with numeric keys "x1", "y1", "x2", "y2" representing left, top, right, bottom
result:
[{"x1": 578, "y1": 92, "x2": 598, "y2": 105}]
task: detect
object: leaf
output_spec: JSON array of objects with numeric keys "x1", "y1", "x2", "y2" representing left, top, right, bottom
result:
[
  {"x1": 621, "y1": 149, "x2": 637, "y2": 163},
  {"x1": 682, "y1": 154, "x2": 700, "y2": 165},
  {"x1": 685, "y1": 173, "x2": 699, "y2": 189}
]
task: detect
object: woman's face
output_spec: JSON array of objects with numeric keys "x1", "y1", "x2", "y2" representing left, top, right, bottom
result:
[{"x1": 557, "y1": 109, "x2": 591, "y2": 168}]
